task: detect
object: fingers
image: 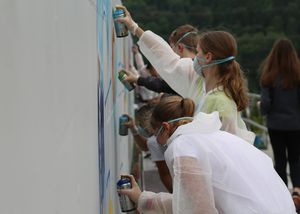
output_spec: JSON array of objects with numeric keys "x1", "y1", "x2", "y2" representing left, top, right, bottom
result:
[
  {"x1": 118, "y1": 174, "x2": 142, "y2": 203},
  {"x1": 114, "y1": 5, "x2": 134, "y2": 27},
  {"x1": 123, "y1": 75, "x2": 133, "y2": 82},
  {"x1": 115, "y1": 5, "x2": 125, "y2": 10},
  {"x1": 115, "y1": 5, "x2": 130, "y2": 18},
  {"x1": 117, "y1": 188, "x2": 132, "y2": 195},
  {"x1": 123, "y1": 122, "x2": 134, "y2": 128},
  {"x1": 122, "y1": 70, "x2": 137, "y2": 83},
  {"x1": 116, "y1": 5, "x2": 130, "y2": 16},
  {"x1": 122, "y1": 69, "x2": 130, "y2": 75},
  {"x1": 122, "y1": 113, "x2": 131, "y2": 118},
  {"x1": 121, "y1": 174, "x2": 137, "y2": 185}
]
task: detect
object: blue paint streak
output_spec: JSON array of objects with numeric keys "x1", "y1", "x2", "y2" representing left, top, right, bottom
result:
[
  {"x1": 97, "y1": 1, "x2": 106, "y2": 213},
  {"x1": 106, "y1": 170, "x2": 111, "y2": 189},
  {"x1": 104, "y1": 79, "x2": 112, "y2": 106}
]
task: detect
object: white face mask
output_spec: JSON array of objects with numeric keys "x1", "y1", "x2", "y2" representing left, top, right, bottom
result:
[
  {"x1": 193, "y1": 55, "x2": 235, "y2": 76},
  {"x1": 193, "y1": 56, "x2": 205, "y2": 76}
]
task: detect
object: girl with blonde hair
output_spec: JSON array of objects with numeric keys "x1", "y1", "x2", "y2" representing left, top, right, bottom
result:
[{"x1": 119, "y1": 96, "x2": 295, "y2": 214}]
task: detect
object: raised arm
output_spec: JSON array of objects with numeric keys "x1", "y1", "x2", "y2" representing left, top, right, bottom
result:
[{"x1": 115, "y1": 6, "x2": 202, "y2": 100}]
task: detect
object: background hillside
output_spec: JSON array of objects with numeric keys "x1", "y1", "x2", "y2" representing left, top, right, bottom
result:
[{"x1": 123, "y1": 0, "x2": 300, "y2": 92}]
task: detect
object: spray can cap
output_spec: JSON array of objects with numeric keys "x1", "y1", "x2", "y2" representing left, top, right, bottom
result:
[
  {"x1": 118, "y1": 70, "x2": 126, "y2": 79},
  {"x1": 120, "y1": 114, "x2": 129, "y2": 120},
  {"x1": 113, "y1": 7, "x2": 125, "y2": 18},
  {"x1": 117, "y1": 177, "x2": 130, "y2": 187}
]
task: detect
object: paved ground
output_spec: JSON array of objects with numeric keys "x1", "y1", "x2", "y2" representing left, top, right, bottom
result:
[{"x1": 142, "y1": 153, "x2": 168, "y2": 193}]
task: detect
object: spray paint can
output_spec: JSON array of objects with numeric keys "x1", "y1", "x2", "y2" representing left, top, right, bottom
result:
[
  {"x1": 113, "y1": 6, "x2": 128, "y2": 38},
  {"x1": 117, "y1": 177, "x2": 136, "y2": 212},
  {"x1": 118, "y1": 70, "x2": 135, "y2": 91},
  {"x1": 119, "y1": 114, "x2": 129, "y2": 136}
]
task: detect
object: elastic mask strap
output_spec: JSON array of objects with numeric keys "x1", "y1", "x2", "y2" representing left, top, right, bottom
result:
[
  {"x1": 175, "y1": 31, "x2": 198, "y2": 47},
  {"x1": 183, "y1": 44, "x2": 196, "y2": 50},
  {"x1": 167, "y1": 116, "x2": 194, "y2": 124},
  {"x1": 156, "y1": 117, "x2": 193, "y2": 136},
  {"x1": 201, "y1": 56, "x2": 235, "y2": 69}
]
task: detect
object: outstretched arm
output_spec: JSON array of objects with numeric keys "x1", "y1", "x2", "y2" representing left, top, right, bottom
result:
[
  {"x1": 115, "y1": 6, "x2": 202, "y2": 101},
  {"x1": 121, "y1": 156, "x2": 218, "y2": 213},
  {"x1": 118, "y1": 174, "x2": 173, "y2": 213},
  {"x1": 137, "y1": 76, "x2": 178, "y2": 94}
]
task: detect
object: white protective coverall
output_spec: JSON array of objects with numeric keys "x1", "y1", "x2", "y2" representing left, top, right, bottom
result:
[
  {"x1": 137, "y1": 112, "x2": 296, "y2": 214},
  {"x1": 137, "y1": 31, "x2": 255, "y2": 143},
  {"x1": 147, "y1": 136, "x2": 165, "y2": 162}
]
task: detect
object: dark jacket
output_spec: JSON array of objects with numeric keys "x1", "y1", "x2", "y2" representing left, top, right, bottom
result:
[
  {"x1": 137, "y1": 76, "x2": 178, "y2": 95},
  {"x1": 260, "y1": 80, "x2": 300, "y2": 130}
]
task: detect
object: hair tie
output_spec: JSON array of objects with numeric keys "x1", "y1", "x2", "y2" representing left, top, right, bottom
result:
[{"x1": 181, "y1": 98, "x2": 185, "y2": 108}]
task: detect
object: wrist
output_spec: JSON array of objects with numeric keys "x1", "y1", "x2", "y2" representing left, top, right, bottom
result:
[
  {"x1": 130, "y1": 126, "x2": 139, "y2": 136},
  {"x1": 133, "y1": 190, "x2": 142, "y2": 204},
  {"x1": 129, "y1": 21, "x2": 139, "y2": 36}
]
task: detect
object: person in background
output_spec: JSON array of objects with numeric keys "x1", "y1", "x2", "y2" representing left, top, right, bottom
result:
[
  {"x1": 124, "y1": 25, "x2": 199, "y2": 95},
  {"x1": 168, "y1": 24, "x2": 198, "y2": 58},
  {"x1": 130, "y1": 45, "x2": 159, "y2": 104},
  {"x1": 259, "y1": 38, "x2": 300, "y2": 211},
  {"x1": 119, "y1": 96, "x2": 296, "y2": 214},
  {"x1": 115, "y1": 6, "x2": 255, "y2": 143},
  {"x1": 124, "y1": 104, "x2": 173, "y2": 193}
]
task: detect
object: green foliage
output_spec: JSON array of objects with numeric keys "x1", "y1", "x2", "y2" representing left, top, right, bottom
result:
[{"x1": 122, "y1": 0, "x2": 300, "y2": 92}]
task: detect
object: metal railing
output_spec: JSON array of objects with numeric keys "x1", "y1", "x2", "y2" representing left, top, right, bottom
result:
[{"x1": 242, "y1": 93, "x2": 270, "y2": 150}]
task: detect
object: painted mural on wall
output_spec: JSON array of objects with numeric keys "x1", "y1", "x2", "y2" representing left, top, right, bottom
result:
[{"x1": 97, "y1": 0, "x2": 134, "y2": 213}]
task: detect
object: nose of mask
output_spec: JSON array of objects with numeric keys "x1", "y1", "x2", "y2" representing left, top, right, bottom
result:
[{"x1": 193, "y1": 56, "x2": 204, "y2": 76}]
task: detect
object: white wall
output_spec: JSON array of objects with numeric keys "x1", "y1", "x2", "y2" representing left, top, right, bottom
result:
[{"x1": 0, "y1": 0, "x2": 100, "y2": 213}]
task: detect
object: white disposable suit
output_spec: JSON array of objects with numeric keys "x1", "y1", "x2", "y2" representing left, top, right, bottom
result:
[
  {"x1": 137, "y1": 112, "x2": 296, "y2": 214},
  {"x1": 147, "y1": 136, "x2": 165, "y2": 162}
]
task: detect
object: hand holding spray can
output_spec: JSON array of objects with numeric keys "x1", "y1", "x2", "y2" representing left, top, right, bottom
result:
[
  {"x1": 117, "y1": 177, "x2": 136, "y2": 212},
  {"x1": 113, "y1": 6, "x2": 128, "y2": 38},
  {"x1": 118, "y1": 70, "x2": 135, "y2": 91},
  {"x1": 119, "y1": 114, "x2": 129, "y2": 136}
]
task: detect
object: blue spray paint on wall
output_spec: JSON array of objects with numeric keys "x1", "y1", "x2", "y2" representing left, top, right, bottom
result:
[{"x1": 97, "y1": 0, "x2": 134, "y2": 213}]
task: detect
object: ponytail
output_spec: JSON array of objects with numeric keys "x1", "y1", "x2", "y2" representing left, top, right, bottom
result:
[
  {"x1": 151, "y1": 96, "x2": 195, "y2": 129},
  {"x1": 217, "y1": 60, "x2": 249, "y2": 111},
  {"x1": 199, "y1": 30, "x2": 249, "y2": 111},
  {"x1": 181, "y1": 98, "x2": 195, "y2": 117}
]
